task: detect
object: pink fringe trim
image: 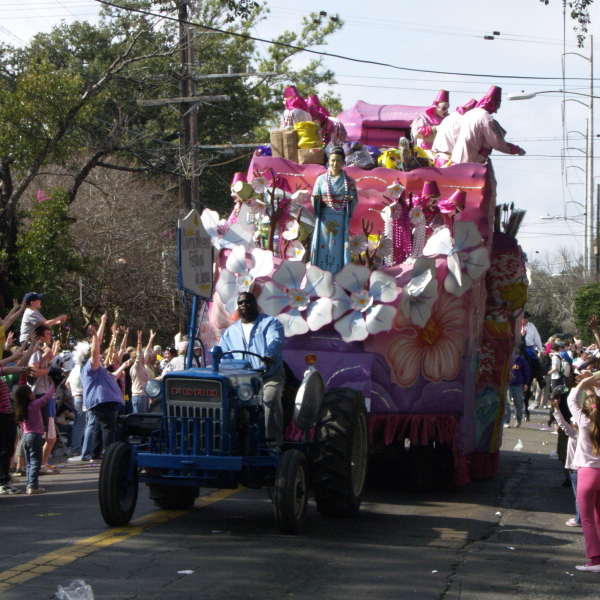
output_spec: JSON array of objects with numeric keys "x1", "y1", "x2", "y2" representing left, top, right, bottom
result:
[{"x1": 369, "y1": 413, "x2": 458, "y2": 446}]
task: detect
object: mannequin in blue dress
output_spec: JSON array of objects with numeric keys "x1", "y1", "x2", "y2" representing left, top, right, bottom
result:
[{"x1": 310, "y1": 147, "x2": 358, "y2": 275}]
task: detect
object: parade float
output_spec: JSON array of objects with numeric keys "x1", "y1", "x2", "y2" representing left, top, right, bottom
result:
[{"x1": 196, "y1": 93, "x2": 528, "y2": 489}]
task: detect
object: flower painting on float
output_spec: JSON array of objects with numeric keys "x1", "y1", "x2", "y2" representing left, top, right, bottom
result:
[
  {"x1": 258, "y1": 261, "x2": 335, "y2": 336},
  {"x1": 332, "y1": 264, "x2": 398, "y2": 342},
  {"x1": 387, "y1": 291, "x2": 466, "y2": 387},
  {"x1": 215, "y1": 245, "x2": 274, "y2": 316},
  {"x1": 423, "y1": 220, "x2": 490, "y2": 296}
]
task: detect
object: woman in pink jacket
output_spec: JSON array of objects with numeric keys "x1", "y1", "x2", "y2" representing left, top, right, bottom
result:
[{"x1": 568, "y1": 372, "x2": 600, "y2": 571}]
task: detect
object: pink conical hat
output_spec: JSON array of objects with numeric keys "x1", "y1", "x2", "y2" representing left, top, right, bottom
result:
[
  {"x1": 485, "y1": 85, "x2": 502, "y2": 102},
  {"x1": 306, "y1": 94, "x2": 330, "y2": 120},
  {"x1": 306, "y1": 94, "x2": 322, "y2": 108},
  {"x1": 421, "y1": 180, "x2": 440, "y2": 198},
  {"x1": 231, "y1": 172, "x2": 247, "y2": 186},
  {"x1": 448, "y1": 189, "x2": 467, "y2": 210},
  {"x1": 464, "y1": 98, "x2": 477, "y2": 111},
  {"x1": 435, "y1": 89, "x2": 450, "y2": 103},
  {"x1": 284, "y1": 85, "x2": 301, "y2": 99},
  {"x1": 456, "y1": 98, "x2": 478, "y2": 116}
]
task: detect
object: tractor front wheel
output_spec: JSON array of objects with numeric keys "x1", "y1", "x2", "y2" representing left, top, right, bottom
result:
[
  {"x1": 274, "y1": 449, "x2": 309, "y2": 534},
  {"x1": 99, "y1": 442, "x2": 139, "y2": 526}
]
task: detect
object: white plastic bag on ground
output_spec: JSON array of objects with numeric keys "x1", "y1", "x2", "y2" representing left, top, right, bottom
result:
[{"x1": 55, "y1": 580, "x2": 94, "y2": 600}]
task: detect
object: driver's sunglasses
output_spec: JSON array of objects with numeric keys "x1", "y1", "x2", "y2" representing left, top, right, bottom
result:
[{"x1": 238, "y1": 299, "x2": 255, "y2": 306}]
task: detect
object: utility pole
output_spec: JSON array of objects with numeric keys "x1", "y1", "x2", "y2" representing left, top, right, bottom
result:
[{"x1": 178, "y1": 0, "x2": 199, "y2": 212}]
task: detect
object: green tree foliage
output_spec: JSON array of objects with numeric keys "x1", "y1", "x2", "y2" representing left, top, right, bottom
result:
[
  {"x1": 540, "y1": 0, "x2": 594, "y2": 46},
  {"x1": 574, "y1": 283, "x2": 600, "y2": 344},
  {"x1": 1, "y1": 0, "x2": 343, "y2": 330},
  {"x1": 16, "y1": 188, "x2": 83, "y2": 319}
]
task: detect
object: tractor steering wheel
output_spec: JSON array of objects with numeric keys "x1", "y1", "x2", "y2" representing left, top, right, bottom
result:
[{"x1": 221, "y1": 350, "x2": 267, "y2": 373}]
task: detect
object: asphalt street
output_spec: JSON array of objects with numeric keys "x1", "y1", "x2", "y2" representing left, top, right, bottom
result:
[{"x1": 0, "y1": 409, "x2": 597, "y2": 600}]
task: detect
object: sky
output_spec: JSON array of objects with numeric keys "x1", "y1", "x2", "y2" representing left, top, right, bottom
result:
[{"x1": 3, "y1": 0, "x2": 600, "y2": 270}]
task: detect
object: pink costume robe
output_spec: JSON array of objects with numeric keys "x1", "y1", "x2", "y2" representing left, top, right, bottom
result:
[
  {"x1": 451, "y1": 107, "x2": 520, "y2": 164},
  {"x1": 432, "y1": 111, "x2": 463, "y2": 167}
]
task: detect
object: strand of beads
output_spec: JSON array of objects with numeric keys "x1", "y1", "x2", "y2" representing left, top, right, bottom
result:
[{"x1": 325, "y1": 170, "x2": 349, "y2": 212}]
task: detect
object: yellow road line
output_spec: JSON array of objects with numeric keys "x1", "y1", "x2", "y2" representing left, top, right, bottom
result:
[{"x1": 0, "y1": 486, "x2": 242, "y2": 592}]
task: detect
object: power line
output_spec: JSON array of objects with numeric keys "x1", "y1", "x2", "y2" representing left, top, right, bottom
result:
[{"x1": 92, "y1": 0, "x2": 600, "y2": 82}]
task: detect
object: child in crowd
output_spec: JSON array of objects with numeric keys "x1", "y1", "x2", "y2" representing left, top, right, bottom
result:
[
  {"x1": 551, "y1": 393, "x2": 581, "y2": 527},
  {"x1": 567, "y1": 371, "x2": 600, "y2": 572},
  {"x1": 14, "y1": 384, "x2": 55, "y2": 495}
]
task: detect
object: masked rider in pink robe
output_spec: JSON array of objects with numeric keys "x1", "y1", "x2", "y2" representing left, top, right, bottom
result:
[
  {"x1": 451, "y1": 86, "x2": 526, "y2": 164},
  {"x1": 432, "y1": 98, "x2": 477, "y2": 167},
  {"x1": 280, "y1": 85, "x2": 312, "y2": 128},
  {"x1": 411, "y1": 89, "x2": 450, "y2": 159},
  {"x1": 306, "y1": 94, "x2": 348, "y2": 148}
]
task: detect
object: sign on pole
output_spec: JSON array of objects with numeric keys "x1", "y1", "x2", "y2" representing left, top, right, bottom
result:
[{"x1": 178, "y1": 208, "x2": 214, "y2": 300}]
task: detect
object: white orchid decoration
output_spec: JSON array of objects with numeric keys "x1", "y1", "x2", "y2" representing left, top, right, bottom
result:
[
  {"x1": 423, "y1": 221, "x2": 491, "y2": 297},
  {"x1": 409, "y1": 206, "x2": 425, "y2": 226},
  {"x1": 332, "y1": 264, "x2": 398, "y2": 342},
  {"x1": 385, "y1": 180, "x2": 406, "y2": 199},
  {"x1": 282, "y1": 220, "x2": 299, "y2": 240},
  {"x1": 216, "y1": 245, "x2": 274, "y2": 315},
  {"x1": 400, "y1": 257, "x2": 439, "y2": 328},
  {"x1": 201, "y1": 207, "x2": 254, "y2": 251},
  {"x1": 349, "y1": 233, "x2": 368, "y2": 256},
  {"x1": 251, "y1": 175, "x2": 269, "y2": 194},
  {"x1": 368, "y1": 236, "x2": 393, "y2": 259},
  {"x1": 258, "y1": 261, "x2": 335, "y2": 337},
  {"x1": 285, "y1": 240, "x2": 306, "y2": 261}
]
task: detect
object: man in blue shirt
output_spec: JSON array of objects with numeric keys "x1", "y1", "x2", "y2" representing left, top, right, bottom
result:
[
  {"x1": 79, "y1": 314, "x2": 124, "y2": 460},
  {"x1": 219, "y1": 292, "x2": 286, "y2": 446}
]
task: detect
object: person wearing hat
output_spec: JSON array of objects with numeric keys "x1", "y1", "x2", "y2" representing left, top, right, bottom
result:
[
  {"x1": 432, "y1": 98, "x2": 477, "y2": 167},
  {"x1": 19, "y1": 293, "x2": 67, "y2": 343},
  {"x1": 307, "y1": 94, "x2": 348, "y2": 148},
  {"x1": 451, "y1": 85, "x2": 526, "y2": 164},
  {"x1": 280, "y1": 85, "x2": 312, "y2": 128},
  {"x1": 411, "y1": 89, "x2": 450, "y2": 159},
  {"x1": 310, "y1": 146, "x2": 358, "y2": 276}
]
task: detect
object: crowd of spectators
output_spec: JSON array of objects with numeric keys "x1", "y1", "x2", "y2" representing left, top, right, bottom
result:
[{"x1": 0, "y1": 292, "x2": 195, "y2": 496}]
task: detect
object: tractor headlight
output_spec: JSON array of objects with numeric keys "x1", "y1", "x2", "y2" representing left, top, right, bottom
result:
[
  {"x1": 237, "y1": 383, "x2": 254, "y2": 402},
  {"x1": 145, "y1": 379, "x2": 162, "y2": 399}
]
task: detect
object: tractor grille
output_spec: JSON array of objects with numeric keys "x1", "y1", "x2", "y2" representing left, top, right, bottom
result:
[
  {"x1": 158, "y1": 415, "x2": 224, "y2": 454},
  {"x1": 162, "y1": 378, "x2": 224, "y2": 453}
]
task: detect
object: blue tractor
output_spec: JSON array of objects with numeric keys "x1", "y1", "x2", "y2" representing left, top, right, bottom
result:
[{"x1": 98, "y1": 346, "x2": 368, "y2": 534}]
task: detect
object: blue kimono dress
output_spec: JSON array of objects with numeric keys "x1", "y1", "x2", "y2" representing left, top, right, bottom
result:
[{"x1": 310, "y1": 171, "x2": 358, "y2": 276}]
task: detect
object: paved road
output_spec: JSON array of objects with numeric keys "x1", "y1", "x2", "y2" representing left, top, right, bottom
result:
[{"x1": 0, "y1": 409, "x2": 597, "y2": 599}]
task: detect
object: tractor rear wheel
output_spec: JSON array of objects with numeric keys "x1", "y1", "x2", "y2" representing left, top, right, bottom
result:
[
  {"x1": 312, "y1": 388, "x2": 368, "y2": 517},
  {"x1": 99, "y1": 442, "x2": 139, "y2": 526}
]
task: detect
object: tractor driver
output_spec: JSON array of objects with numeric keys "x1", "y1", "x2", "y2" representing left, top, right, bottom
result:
[{"x1": 219, "y1": 292, "x2": 286, "y2": 447}]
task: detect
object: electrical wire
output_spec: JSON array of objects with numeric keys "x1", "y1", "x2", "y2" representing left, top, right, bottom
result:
[{"x1": 92, "y1": 0, "x2": 599, "y2": 82}]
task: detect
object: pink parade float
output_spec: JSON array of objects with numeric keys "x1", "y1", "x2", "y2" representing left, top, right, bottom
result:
[{"x1": 199, "y1": 92, "x2": 527, "y2": 489}]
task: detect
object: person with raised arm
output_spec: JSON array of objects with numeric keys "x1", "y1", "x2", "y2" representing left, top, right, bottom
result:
[
  {"x1": 79, "y1": 314, "x2": 124, "y2": 461},
  {"x1": 567, "y1": 370, "x2": 600, "y2": 572},
  {"x1": 18, "y1": 293, "x2": 67, "y2": 343},
  {"x1": 451, "y1": 86, "x2": 525, "y2": 164}
]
